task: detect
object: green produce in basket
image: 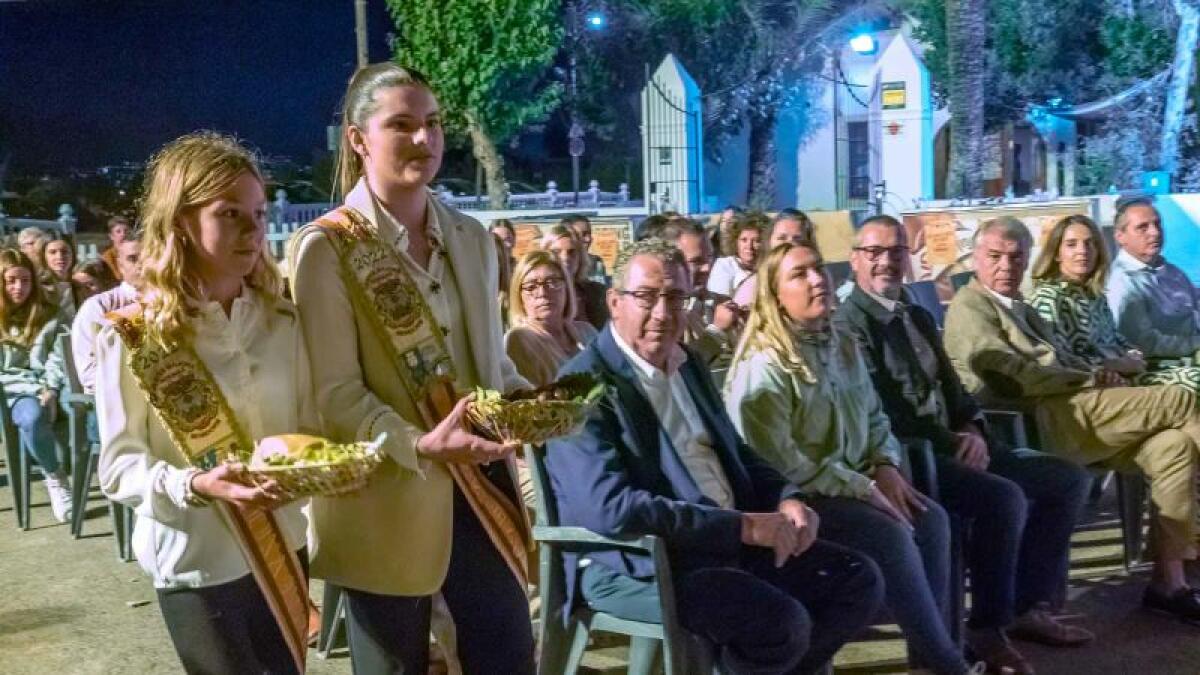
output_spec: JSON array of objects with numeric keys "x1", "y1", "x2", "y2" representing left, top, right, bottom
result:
[
  {"x1": 467, "y1": 374, "x2": 607, "y2": 443},
  {"x1": 253, "y1": 434, "x2": 369, "y2": 468}
]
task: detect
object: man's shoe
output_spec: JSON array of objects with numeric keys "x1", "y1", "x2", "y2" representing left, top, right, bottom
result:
[
  {"x1": 1008, "y1": 603, "x2": 1094, "y2": 646},
  {"x1": 44, "y1": 472, "x2": 73, "y2": 524},
  {"x1": 1143, "y1": 585, "x2": 1200, "y2": 623},
  {"x1": 967, "y1": 628, "x2": 1034, "y2": 675}
]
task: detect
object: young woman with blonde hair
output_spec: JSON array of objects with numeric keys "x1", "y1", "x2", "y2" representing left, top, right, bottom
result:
[
  {"x1": 95, "y1": 131, "x2": 317, "y2": 674},
  {"x1": 0, "y1": 248, "x2": 69, "y2": 521},
  {"x1": 725, "y1": 242, "x2": 977, "y2": 675},
  {"x1": 289, "y1": 62, "x2": 535, "y2": 673}
]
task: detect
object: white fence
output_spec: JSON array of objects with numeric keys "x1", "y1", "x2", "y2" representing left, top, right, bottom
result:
[{"x1": 264, "y1": 181, "x2": 644, "y2": 262}]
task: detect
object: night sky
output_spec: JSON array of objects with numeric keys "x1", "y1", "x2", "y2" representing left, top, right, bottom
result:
[{"x1": 0, "y1": 0, "x2": 394, "y2": 173}]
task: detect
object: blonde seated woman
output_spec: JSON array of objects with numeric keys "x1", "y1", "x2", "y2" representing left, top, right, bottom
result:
[
  {"x1": 1029, "y1": 214, "x2": 1200, "y2": 392},
  {"x1": 725, "y1": 242, "x2": 979, "y2": 675},
  {"x1": 504, "y1": 250, "x2": 598, "y2": 388}
]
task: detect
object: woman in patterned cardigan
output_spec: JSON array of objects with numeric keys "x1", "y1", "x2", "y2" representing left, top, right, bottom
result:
[{"x1": 1029, "y1": 214, "x2": 1200, "y2": 392}]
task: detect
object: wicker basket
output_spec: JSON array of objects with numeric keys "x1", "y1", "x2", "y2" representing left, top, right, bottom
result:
[
  {"x1": 466, "y1": 398, "x2": 599, "y2": 445},
  {"x1": 246, "y1": 434, "x2": 386, "y2": 499}
]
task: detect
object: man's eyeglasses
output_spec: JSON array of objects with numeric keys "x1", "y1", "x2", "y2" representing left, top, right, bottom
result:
[
  {"x1": 618, "y1": 289, "x2": 691, "y2": 311},
  {"x1": 853, "y1": 245, "x2": 910, "y2": 261},
  {"x1": 520, "y1": 278, "x2": 566, "y2": 294}
]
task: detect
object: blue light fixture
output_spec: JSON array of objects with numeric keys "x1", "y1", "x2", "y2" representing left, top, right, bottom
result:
[
  {"x1": 585, "y1": 11, "x2": 606, "y2": 30},
  {"x1": 849, "y1": 33, "x2": 876, "y2": 55}
]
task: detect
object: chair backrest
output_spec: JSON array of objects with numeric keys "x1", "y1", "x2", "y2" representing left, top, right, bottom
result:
[
  {"x1": 950, "y1": 270, "x2": 974, "y2": 291},
  {"x1": 55, "y1": 333, "x2": 86, "y2": 398},
  {"x1": 826, "y1": 261, "x2": 852, "y2": 288},
  {"x1": 526, "y1": 444, "x2": 560, "y2": 528},
  {"x1": 906, "y1": 280, "x2": 946, "y2": 328},
  {"x1": 0, "y1": 385, "x2": 17, "y2": 453}
]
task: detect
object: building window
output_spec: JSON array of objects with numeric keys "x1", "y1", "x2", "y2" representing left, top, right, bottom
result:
[{"x1": 848, "y1": 121, "x2": 870, "y2": 199}]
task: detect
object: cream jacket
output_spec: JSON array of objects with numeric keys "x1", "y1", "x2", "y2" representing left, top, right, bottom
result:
[
  {"x1": 95, "y1": 290, "x2": 316, "y2": 589},
  {"x1": 289, "y1": 179, "x2": 528, "y2": 596}
]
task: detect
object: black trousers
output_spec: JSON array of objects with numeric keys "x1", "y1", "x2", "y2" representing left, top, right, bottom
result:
[
  {"x1": 581, "y1": 539, "x2": 884, "y2": 675},
  {"x1": 343, "y1": 487, "x2": 536, "y2": 675},
  {"x1": 157, "y1": 549, "x2": 309, "y2": 675}
]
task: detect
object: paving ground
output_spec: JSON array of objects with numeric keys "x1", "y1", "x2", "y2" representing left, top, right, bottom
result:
[{"x1": 1, "y1": 476, "x2": 1197, "y2": 675}]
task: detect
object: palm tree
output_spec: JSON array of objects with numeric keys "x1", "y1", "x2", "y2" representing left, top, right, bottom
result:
[
  {"x1": 945, "y1": 0, "x2": 986, "y2": 198},
  {"x1": 1161, "y1": 0, "x2": 1200, "y2": 177}
]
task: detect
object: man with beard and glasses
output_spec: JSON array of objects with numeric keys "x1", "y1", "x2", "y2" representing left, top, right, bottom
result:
[
  {"x1": 944, "y1": 216, "x2": 1200, "y2": 623},
  {"x1": 545, "y1": 239, "x2": 883, "y2": 675},
  {"x1": 1107, "y1": 198, "x2": 1200, "y2": 368},
  {"x1": 836, "y1": 216, "x2": 1093, "y2": 675}
]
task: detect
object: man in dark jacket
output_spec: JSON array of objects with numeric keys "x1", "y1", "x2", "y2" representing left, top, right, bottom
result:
[
  {"x1": 546, "y1": 239, "x2": 882, "y2": 674},
  {"x1": 837, "y1": 216, "x2": 1094, "y2": 674}
]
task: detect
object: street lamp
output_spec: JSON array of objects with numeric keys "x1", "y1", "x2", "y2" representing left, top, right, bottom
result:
[
  {"x1": 849, "y1": 33, "x2": 877, "y2": 55},
  {"x1": 566, "y1": 2, "x2": 606, "y2": 206}
]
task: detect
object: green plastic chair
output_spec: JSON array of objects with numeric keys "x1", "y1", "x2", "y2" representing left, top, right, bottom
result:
[
  {"x1": 0, "y1": 386, "x2": 32, "y2": 530},
  {"x1": 526, "y1": 444, "x2": 717, "y2": 675},
  {"x1": 55, "y1": 333, "x2": 133, "y2": 560}
]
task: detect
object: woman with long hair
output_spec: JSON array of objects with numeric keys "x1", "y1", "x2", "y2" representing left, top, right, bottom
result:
[
  {"x1": 1029, "y1": 214, "x2": 1200, "y2": 391},
  {"x1": 0, "y1": 248, "x2": 69, "y2": 521},
  {"x1": 72, "y1": 258, "x2": 120, "y2": 301},
  {"x1": 38, "y1": 231, "x2": 82, "y2": 320},
  {"x1": 288, "y1": 62, "x2": 535, "y2": 673},
  {"x1": 725, "y1": 242, "x2": 977, "y2": 675},
  {"x1": 95, "y1": 132, "x2": 316, "y2": 674},
  {"x1": 540, "y1": 223, "x2": 609, "y2": 329}
]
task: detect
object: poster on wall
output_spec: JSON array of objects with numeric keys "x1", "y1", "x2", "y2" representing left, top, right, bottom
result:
[
  {"x1": 902, "y1": 200, "x2": 1095, "y2": 300},
  {"x1": 508, "y1": 219, "x2": 633, "y2": 273}
]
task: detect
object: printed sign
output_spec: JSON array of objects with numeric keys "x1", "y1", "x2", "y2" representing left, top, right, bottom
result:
[{"x1": 882, "y1": 82, "x2": 907, "y2": 110}]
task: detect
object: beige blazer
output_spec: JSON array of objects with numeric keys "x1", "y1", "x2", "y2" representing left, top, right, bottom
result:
[
  {"x1": 943, "y1": 279, "x2": 1095, "y2": 405},
  {"x1": 289, "y1": 179, "x2": 528, "y2": 596}
]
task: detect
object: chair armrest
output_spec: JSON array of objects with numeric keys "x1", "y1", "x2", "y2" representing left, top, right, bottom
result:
[
  {"x1": 983, "y1": 409, "x2": 1028, "y2": 448},
  {"x1": 532, "y1": 525, "x2": 658, "y2": 554},
  {"x1": 62, "y1": 393, "x2": 94, "y2": 407}
]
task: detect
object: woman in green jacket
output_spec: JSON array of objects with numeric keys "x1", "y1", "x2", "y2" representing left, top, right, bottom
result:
[{"x1": 725, "y1": 241, "x2": 976, "y2": 675}]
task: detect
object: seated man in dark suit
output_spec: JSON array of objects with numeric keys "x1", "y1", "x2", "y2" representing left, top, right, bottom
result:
[
  {"x1": 837, "y1": 216, "x2": 1093, "y2": 674},
  {"x1": 545, "y1": 240, "x2": 883, "y2": 674}
]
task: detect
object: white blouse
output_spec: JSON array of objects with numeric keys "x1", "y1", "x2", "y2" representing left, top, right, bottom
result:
[
  {"x1": 95, "y1": 289, "x2": 318, "y2": 589},
  {"x1": 706, "y1": 256, "x2": 754, "y2": 299}
]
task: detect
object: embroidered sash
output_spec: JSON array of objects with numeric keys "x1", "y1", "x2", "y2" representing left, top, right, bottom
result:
[
  {"x1": 310, "y1": 206, "x2": 530, "y2": 585},
  {"x1": 108, "y1": 308, "x2": 309, "y2": 673}
]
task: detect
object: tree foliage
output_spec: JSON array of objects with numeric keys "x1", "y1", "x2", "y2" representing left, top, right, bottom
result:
[{"x1": 385, "y1": 0, "x2": 563, "y2": 206}]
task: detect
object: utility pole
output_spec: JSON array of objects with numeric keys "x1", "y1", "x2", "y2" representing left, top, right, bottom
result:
[{"x1": 355, "y1": 0, "x2": 369, "y2": 68}]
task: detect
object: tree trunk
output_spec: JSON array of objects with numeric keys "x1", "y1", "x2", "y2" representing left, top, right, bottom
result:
[
  {"x1": 946, "y1": 0, "x2": 987, "y2": 199},
  {"x1": 1162, "y1": 0, "x2": 1200, "y2": 176},
  {"x1": 466, "y1": 115, "x2": 508, "y2": 209},
  {"x1": 747, "y1": 107, "x2": 779, "y2": 210}
]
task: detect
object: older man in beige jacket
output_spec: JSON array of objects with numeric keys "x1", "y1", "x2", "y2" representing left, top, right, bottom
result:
[{"x1": 944, "y1": 216, "x2": 1200, "y2": 623}]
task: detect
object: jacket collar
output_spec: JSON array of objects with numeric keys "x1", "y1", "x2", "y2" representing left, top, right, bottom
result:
[{"x1": 847, "y1": 283, "x2": 912, "y2": 323}]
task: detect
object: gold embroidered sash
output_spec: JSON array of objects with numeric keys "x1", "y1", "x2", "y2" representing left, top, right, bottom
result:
[
  {"x1": 109, "y1": 307, "x2": 309, "y2": 673},
  {"x1": 310, "y1": 206, "x2": 530, "y2": 586}
]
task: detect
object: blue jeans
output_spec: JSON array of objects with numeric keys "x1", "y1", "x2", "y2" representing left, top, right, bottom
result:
[
  {"x1": 936, "y1": 446, "x2": 1090, "y2": 628},
  {"x1": 10, "y1": 395, "x2": 59, "y2": 475},
  {"x1": 810, "y1": 494, "x2": 967, "y2": 675},
  {"x1": 580, "y1": 539, "x2": 883, "y2": 675}
]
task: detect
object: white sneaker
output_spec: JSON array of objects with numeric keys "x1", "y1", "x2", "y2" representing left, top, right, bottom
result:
[{"x1": 44, "y1": 472, "x2": 73, "y2": 523}]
